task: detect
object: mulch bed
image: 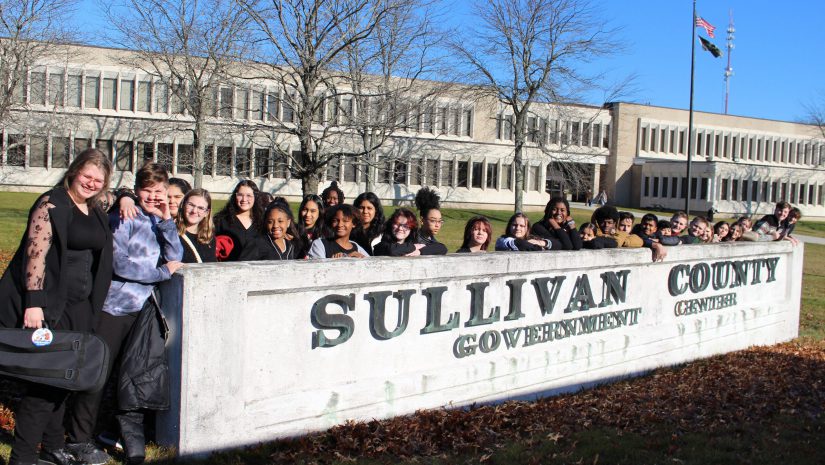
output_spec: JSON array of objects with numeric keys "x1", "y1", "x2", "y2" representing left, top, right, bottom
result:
[{"x1": 2, "y1": 341, "x2": 823, "y2": 462}]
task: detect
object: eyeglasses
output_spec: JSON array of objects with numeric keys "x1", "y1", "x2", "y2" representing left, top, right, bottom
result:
[
  {"x1": 392, "y1": 223, "x2": 411, "y2": 231},
  {"x1": 185, "y1": 202, "x2": 209, "y2": 214},
  {"x1": 427, "y1": 219, "x2": 445, "y2": 225}
]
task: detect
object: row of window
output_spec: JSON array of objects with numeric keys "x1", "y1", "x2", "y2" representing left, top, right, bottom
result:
[
  {"x1": 0, "y1": 134, "x2": 552, "y2": 192},
  {"x1": 718, "y1": 178, "x2": 824, "y2": 206},
  {"x1": 496, "y1": 114, "x2": 611, "y2": 149},
  {"x1": 642, "y1": 174, "x2": 825, "y2": 207},
  {"x1": 639, "y1": 122, "x2": 825, "y2": 166},
  {"x1": 13, "y1": 68, "x2": 475, "y2": 137}
]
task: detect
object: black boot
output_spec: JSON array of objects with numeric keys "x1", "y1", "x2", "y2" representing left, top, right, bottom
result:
[
  {"x1": 37, "y1": 448, "x2": 79, "y2": 465},
  {"x1": 117, "y1": 411, "x2": 146, "y2": 465}
]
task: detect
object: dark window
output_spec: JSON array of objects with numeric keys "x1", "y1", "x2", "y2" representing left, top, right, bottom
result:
[
  {"x1": 115, "y1": 140, "x2": 133, "y2": 172},
  {"x1": 441, "y1": 160, "x2": 454, "y2": 187},
  {"x1": 137, "y1": 142, "x2": 154, "y2": 164},
  {"x1": 51, "y1": 137, "x2": 69, "y2": 168},
  {"x1": 771, "y1": 181, "x2": 778, "y2": 202},
  {"x1": 653, "y1": 177, "x2": 660, "y2": 197},
  {"x1": 471, "y1": 162, "x2": 483, "y2": 188},
  {"x1": 6, "y1": 134, "x2": 25, "y2": 166},
  {"x1": 216, "y1": 146, "x2": 232, "y2": 176},
  {"x1": 752, "y1": 181, "x2": 758, "y2": 201},
  {"x1": 74, "y1": 138, "x2": 90, "y2": 158},
  {"x1": 661, "y1": 177, "x2": 669, "y2": 198},
  {"x1": 236, "y1": 147, "x2": 252, "y2": 177},
  {"x1": 701, "y1": 178, "x2": 708, "y2": 200},
  {"x1": 671, "y1": 177, "x2": 678, "y2": 198},
  {"x1": 326, "y1": 155, "x2": 340, "y2": 181},
  {"x1": 691, "y1": 178, "x2": 698, "y2": 200},
  {"x1": 255, "y1": 148, "x2": 271, "y2": 177},
  {"x1": 761, "y1": 181, "x2": 769, "y2": 202},
  {"x1": 741, "y1": 180, "x2": 749, "y2": 201},
  {"x1": 457, "y1": 161, "x2": 468, "y2": 187},
  {"x1": 30, "y1": 136, "x2": 47, "y2": 168},
  {"x1": 426, "y1": 159, "x2": 438, "y2": 185},
  {"x1": 411, "y1": 159, "x2": 424, "y2": 185},
  {"x1": 393, "y1": 160, "x2": 407, "y2": 185},
  {"x1": 177, "y1": 144, "x2": 193, "y2": 174},
  {"x1": 809, "y1": 185, "x2": 815, "y2": 205},
  {"x1": 680, "y1": 177, "x2": 688, "y2": 199},
  {"x1": 95, "y1": 139, "x2": 112, "y2": 158},
  {"x1": 731, "y1": 180, "x2": 739, "y2": 201},
  {"x1": 644, "y1": 176, "x2": 649, "y2": 196},
  {"x1": 157, "y1": 143, "x2": 173, "y2": 173},
  {"x1": 721, "y1": 179, "x2": 728, "y2": 200}
]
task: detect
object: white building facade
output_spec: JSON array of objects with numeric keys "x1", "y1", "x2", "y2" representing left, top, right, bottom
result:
[{"x1": 2, "y1": 44, "x2": 823, "y2": 217}]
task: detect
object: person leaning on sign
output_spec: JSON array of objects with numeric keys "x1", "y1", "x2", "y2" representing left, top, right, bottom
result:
[
  {"x1": 68, "y1": 162, "x2": 184, "y2": 465},
  {"x1": 530, "y1": 197, "x2": 583, "y2": 250},
  {"x1": 752, "y1": 201, "x2": 791, "y2": 242},
  {"x1": 495, "y1": 212, "x2": 556, "y2": 252},
  {"x1": 591, "y1": 206, "x2": 668, "y2": 262},
  {"x1": 308, "y1": 204, "x2": 369, "y2": 259},
  {"x1": 0, "y1": 149, "x2": 114, "y2": 465}
]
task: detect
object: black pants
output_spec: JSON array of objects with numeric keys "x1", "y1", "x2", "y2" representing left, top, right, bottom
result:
[
  {"x1": 9, "y1": 297, "x2": 95, "y2": 463},
  {"x1": 66, "y1": 310, "x2": 139, "y2": 444}
]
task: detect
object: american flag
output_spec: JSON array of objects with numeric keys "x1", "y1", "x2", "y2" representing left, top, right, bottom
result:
[{"x1": 695, "y1": 16, "x2": 716, "y2": 38}]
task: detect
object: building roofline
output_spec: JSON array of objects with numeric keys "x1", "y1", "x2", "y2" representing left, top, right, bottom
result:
[{"x1": 605, "y1": 100, "x2": 816, "y2": 128}]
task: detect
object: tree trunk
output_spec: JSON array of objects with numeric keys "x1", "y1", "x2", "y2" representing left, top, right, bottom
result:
[
  {"x1": 513, "y1": 140, "x2": 525, "y2": 212},
  {"x1": 192, "y1": 121, "x2": 203, "y2": 189},
  {"x1": 302, "y1": 170, "x2": 320, "y2": 196},
  {"x1": 365, "y1": 151, "x2": 376, "y2": 192}
]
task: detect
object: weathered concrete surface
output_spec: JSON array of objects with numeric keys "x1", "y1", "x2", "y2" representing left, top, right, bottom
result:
[{"x1": 157, "y1": 241, "x2": 803, "y2": 456}]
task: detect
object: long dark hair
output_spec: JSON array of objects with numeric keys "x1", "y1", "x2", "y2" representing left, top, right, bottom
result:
[
  {"x1": 381, "y1": 208, "x2": 419, "y2": 244},
  {"x1": 216, "y1": 180, "x2": 265, "y2": 230},
  {"x1": 353, "y1": 192, "x2": 385, "y2": 240},
  {"x1": 541, "y1": 196, "x2": 571, "y2": 223},
  {"x1": 297, "y1": 194, "x2": 328, "y2": 240},
  {"x1": 262, "y1": 200, "x2": 302, "y2": 246}
]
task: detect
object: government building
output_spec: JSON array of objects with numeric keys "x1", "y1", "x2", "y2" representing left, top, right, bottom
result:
[{"x1": 2, "y1": 43, "x2": 823, "y2": 217}]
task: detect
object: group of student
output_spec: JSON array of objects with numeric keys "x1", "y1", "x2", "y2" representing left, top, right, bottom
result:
[{"x1": 0, "y1": 154, "x2": 803, "y2": 465}]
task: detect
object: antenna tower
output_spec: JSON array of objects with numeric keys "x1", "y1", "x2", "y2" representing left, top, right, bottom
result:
[{"x1": 724, "y1": 10, "x2": 735, "y2": 114}]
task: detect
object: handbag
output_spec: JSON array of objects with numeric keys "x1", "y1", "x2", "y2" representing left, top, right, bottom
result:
[{"x1": 0, "y1": 327, "x2": 110, "y2": 392}]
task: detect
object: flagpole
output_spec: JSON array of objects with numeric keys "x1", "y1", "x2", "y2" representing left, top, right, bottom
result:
[{"x1": 685, "y1": 0, "x2": 696, "y2": 215}]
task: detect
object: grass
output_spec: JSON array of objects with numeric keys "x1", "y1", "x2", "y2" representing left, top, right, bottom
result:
[{"x1": 0, "y1": 191, "x2": 823, "y2": 464}]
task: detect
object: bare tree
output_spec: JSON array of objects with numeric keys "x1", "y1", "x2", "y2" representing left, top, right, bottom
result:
[
  {"x1": 452, "y1": 0, "x2": 619, "y2": 211},
  {"x1": 805, "y1": 93, "x2": 825, "y2": 140},
  {"x1": 104, "y1": 0, "x2": 253, "y2": 188},
  {"x1": 340, "y1": 0, "x2": 450, "y2": 191},
  {"x1": 0, "y1": 0, "x2": 77, "y2": 130},
  {"x1": 240, "y1": 0, "x2": 439, "y2": 196}
]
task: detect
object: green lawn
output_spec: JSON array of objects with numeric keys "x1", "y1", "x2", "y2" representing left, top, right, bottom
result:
[{"x1": 0, "y1": 192, "x2": 823, "y2": 465}]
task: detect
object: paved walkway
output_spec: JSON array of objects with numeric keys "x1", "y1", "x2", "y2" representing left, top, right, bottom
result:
[{"x1": 795, "y1": 234, "x2": 825, "y2": 245}]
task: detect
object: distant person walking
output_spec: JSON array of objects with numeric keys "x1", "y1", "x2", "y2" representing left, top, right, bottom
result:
[{"x1": 597, "y1": 190, "x2": 608, "y2": 206}]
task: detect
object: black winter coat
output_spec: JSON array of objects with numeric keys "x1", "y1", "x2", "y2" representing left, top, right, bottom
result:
[
  {"x1": 0, "y1": 188, "x2": 113, "y2": 328},
  {"x1": 118, "y1": 292, "x2": 170, "y2": 411}
]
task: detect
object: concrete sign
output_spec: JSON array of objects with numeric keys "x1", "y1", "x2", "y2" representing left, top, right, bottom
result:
[{"x1": 157, "y1": 242, "x2": 803, "y2": 456}]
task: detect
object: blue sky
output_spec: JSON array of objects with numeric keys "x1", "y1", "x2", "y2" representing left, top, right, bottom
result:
[{"x1": 72, "y1": 0, "x2": 824, "y2": 123}]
